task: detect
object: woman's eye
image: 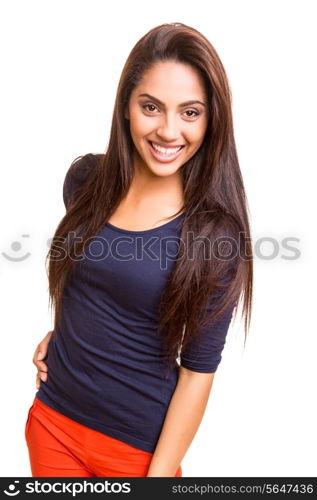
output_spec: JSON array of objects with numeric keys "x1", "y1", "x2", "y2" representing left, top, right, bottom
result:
[
  {"x1": 142, "y1": 104, "x2": 158, "y2": 113},
  {"x1": 184, "y1": 109, "x2": 200, "y2": 118}
]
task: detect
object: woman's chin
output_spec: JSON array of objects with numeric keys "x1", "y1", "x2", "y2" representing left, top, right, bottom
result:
[{"x1": 145, "y1": 159, "x2": 182, "y2": 177}]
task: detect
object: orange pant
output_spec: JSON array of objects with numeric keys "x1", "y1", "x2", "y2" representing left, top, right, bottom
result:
[{"x1": 25, "y1": 397, "x2": 182, "y2": 477}]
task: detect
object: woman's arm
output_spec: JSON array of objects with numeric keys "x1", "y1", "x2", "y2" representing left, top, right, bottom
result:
[
  {"x1": 32, "y1": 331, "x2": 53, "y2": 389},
  {"x1": 146, "y1": 366, "x2": 215, "y2": 477}
]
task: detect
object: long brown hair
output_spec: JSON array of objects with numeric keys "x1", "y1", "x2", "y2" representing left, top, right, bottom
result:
[{"x1": 46, "y1": 22, "x2": 253, "y2": 371}]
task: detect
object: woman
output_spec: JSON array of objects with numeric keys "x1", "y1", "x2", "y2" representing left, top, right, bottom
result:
[{"x1": 25, "y1": 22, "x2": 253, "y2": 477}]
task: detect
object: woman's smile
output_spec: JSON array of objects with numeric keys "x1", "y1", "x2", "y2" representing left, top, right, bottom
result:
[{"x1": 147, "y1": 140, "x2": 186, "y2": 163}]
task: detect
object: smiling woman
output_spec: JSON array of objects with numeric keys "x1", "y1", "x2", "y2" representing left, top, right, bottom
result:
[
  {"x1": 126, "y1": 61, "x2": 209, "y2": 173},
  {"x1": 26, "y1": 22, "x2": 253, "y2": 478}
]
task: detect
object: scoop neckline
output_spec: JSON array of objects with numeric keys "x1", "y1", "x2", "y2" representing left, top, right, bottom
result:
[{"x1": 105, "y1": 212, "x2": 185, "y2": 235}]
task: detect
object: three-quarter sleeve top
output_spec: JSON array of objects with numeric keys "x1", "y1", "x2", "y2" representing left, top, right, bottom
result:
[{"x1": 36, "y1": 153, "x2": 235, "y2": 453}]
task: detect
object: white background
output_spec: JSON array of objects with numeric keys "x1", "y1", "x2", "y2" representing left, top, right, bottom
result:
[{"x1": 0, "y1": 0, "x2": 316, "y2": 477}]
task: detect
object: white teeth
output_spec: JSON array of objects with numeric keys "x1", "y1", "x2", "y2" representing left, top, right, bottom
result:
[{"x1": 151, "y1": 142, "x2": 182, "y2": 155}]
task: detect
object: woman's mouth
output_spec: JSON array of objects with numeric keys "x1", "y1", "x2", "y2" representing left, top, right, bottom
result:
[{"x1": 147, "y1": 140, "x2": 185, "y2": 163}]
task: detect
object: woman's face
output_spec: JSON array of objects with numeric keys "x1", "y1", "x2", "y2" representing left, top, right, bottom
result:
[{"x1": 125, "y1": 60, "x2": 209, "y2": 178}]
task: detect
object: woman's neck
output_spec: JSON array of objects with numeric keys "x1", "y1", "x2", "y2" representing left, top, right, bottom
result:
[{"x1": 126, "y1": 162, "x2": 184, "y2": 214}]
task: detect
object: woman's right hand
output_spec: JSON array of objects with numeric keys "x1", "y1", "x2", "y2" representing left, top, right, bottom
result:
[{"x1": 33, "y1": 330, "x2": 53, "y2": 390}]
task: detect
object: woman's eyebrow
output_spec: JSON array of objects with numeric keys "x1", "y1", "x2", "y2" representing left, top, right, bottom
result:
[{"x1": 138, "y1": 93, "x2": 206, "y2": 107}]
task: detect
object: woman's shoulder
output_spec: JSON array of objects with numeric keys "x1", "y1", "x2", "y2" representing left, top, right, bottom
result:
[
  {"x1": 63, "y1": 152, "x2": 104, "y2": 209},
  {"x1": 66, "y1": 152, "x2": 104, "y2": 179}
]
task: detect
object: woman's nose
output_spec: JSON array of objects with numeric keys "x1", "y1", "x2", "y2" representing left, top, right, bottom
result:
[{"x1": 156, "y1": 113, "x2": 180, "y2": 142}]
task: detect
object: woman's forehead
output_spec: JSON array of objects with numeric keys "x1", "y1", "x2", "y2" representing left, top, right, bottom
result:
[{"x1": 132, "y1": 61, "x2": 207, "y2": 101}]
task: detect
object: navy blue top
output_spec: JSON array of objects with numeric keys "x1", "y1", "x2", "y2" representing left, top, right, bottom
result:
[{"x1": 36, "y1": 153, "x2": 235, "y2": 453}]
